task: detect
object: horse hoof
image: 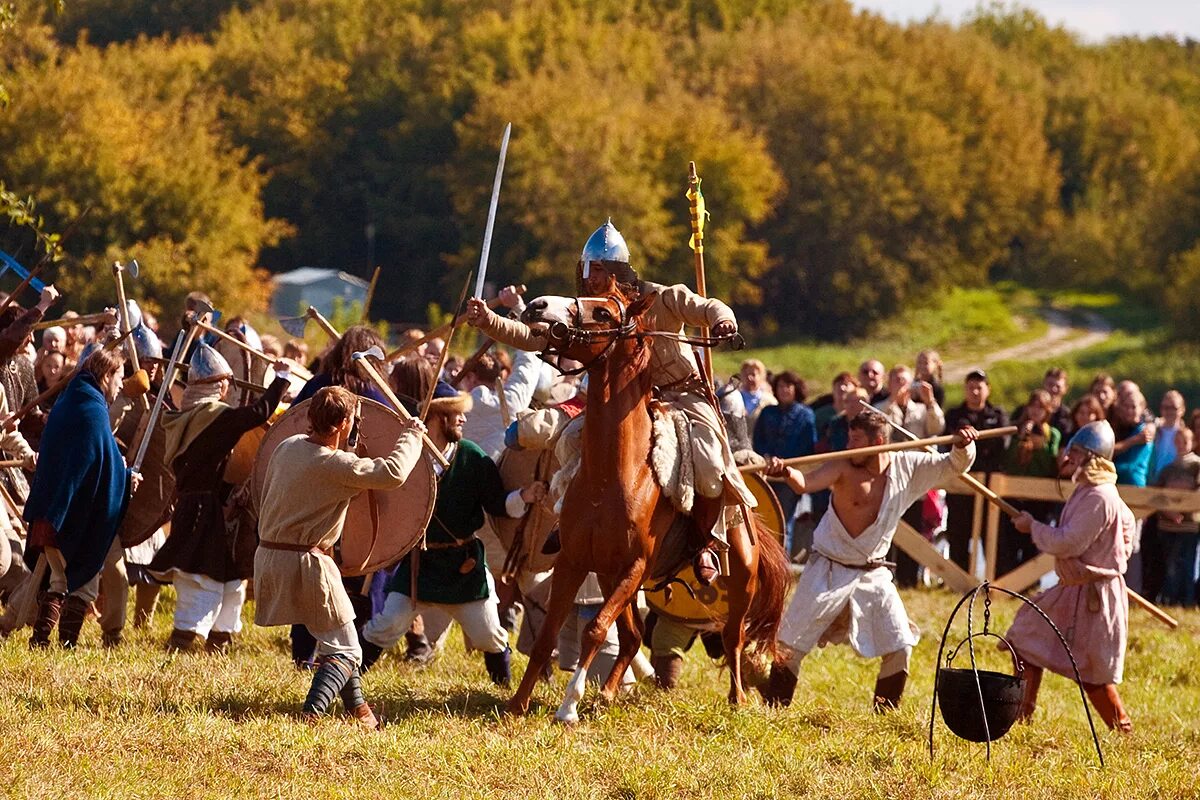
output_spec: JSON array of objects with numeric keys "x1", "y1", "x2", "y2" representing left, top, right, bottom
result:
[
  {"x1": 554, "y1": 710, "x2": 580, "y2": 726},
  {"x1": 504, "y1": 699, "x2": 529, "y2": 717}
]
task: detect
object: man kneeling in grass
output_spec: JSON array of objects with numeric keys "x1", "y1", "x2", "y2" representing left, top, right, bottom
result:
[
  {"x1": 761, "y1": 411, "x2": 978, "y2": 710},
  {"x1": 254, "y1": 386, "x2": 426, "y2": 729}
]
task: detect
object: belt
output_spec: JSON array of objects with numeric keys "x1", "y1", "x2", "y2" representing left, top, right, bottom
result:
[
  {"x1": 421, "y1": 534, "x2": 478, "y2": 551},
  {"x1": 655, "y1": 373, "x2": 705, "y2": 394},
  {"x1": 259, "y1": 540, "x2": 331, "y2": 557},
  {"x1": 819, "y1": 552, "x2": 895, "y2": 570}
]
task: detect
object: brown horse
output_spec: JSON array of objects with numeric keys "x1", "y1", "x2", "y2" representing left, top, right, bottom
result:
[{"x1": 506, "y1": 289, "x2": 791, "y2": 722}]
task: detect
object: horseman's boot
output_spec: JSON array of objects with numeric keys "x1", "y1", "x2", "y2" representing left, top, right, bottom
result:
[
  {"x1": 205, "y1": 630, "x2": 234, "y2": 655},
  {"x1": 690, "y1": 495, "x2": 725, "y2": 586},
  {"x1": 872, "y1": 671, "x2": 908, "y2": 712},
  {"x1": 484, "y1": 646, "x2": 512, "y2": 687},
  {"x1": 58, "y1": 595, "x2": 91, "y2": 648},
  {"x1": 165, "y1": 628, "x2": 201, "y2": 653},
  {"x1": 1017, "y1": 665, "x2": 1043, "y2": 722},
  {"x1": 1085, "y1": 683, "x2": 1133, "y2": 733},
  {"x1": 651, "y1": 654, "x2": 683, "y2": 691},
  {"x1": 29, "y1": 591, "x2": 66, "y2": 649},
  {"x1": 762, "y1": 663, "x2": 798, "y2": 707}
]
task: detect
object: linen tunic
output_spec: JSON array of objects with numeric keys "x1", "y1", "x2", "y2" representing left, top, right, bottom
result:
[
  {"x1": 1006, "y1": 481, "x2": 1134, "y2": 684},
  {"x1": 778, "y1": 444, "x2": 975, "y2": 660},
  {"x1": 253, "y1": 431, "x2": 423, "y2": 630}
]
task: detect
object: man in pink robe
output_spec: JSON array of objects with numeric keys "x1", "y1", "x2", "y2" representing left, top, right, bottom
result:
[{"x1": 1006, "y1": 420, "x2": 1135, "y2": 733}]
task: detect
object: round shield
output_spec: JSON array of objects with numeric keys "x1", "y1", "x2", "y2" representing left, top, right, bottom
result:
[
  {"x1": 488, "y1": 446, "x2": 560, "y2": 576},
  {"x1": 251, "y1": 398, "x2": 437, "y2": 577},
  {"x1": 118, "y1": 415, "x2": 175, "y2": 547},
  {"x1": 643, "y1": 473, "x2": 787, "y2": 632},
  {"x1": 223, "y1": 405, "x2": 289, "y2": 486}
]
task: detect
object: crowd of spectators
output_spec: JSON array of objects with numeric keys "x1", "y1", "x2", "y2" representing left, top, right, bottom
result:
[{"x1": 735, "y1": 356, "x2": 1200, "y2": 607}]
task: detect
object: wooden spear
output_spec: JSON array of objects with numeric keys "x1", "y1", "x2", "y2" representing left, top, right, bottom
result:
[
  {"x1": 385, "y1": 288, "x2": 524, "y2": 362},
  {"x1": 740, "y1": 427, "x2": 1018, "y2": 473}
]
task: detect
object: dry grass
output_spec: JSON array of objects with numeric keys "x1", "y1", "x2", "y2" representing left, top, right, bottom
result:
[{"x1": 2, "y1": 589, "x2": 1199, "y2": 799}]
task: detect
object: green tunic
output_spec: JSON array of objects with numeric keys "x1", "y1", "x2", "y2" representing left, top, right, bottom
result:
[{"x1": 388, "y1": 439, "x2": 511, "y2": 604}]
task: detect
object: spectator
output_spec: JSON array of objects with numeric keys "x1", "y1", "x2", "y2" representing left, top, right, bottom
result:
[
  {"x1": 942, "y1": 369, "x2": 1009, "y2": 573},
  {"x1": 858, "y1": 359, "x2": 888, "y2": 405},
  {"x1": 1016, "y1": 368, "x2": 1073, "y2": 440},
  {"x1": 878, "y1": 364, "x2": 945, "y2": 586},
  {"x1": 1151, "y1": 390, "x2": 1186, "y2": 481},
  {"x1": 1156, "y1": 427, "x2": 1200, "y2": 607},
  {"x1": 998, "y1": 389, "x2": 1061, "y2": 578},
  {"x1": 752, "y1": 370, "x2": 816, "y2": 556},
  {"x1": 915, "y1": 349, "x2": 946, "y2": 408},
  {"x1": 1091, "y1": 373, "x2": 1117, "y2": 419},
  {"x1": 738, "y1": 358, "x2": 775, "y2": 425},
  {"x1": 1071, "y1": 394, "x2": 1107, "y2": 432},
  {"x1": 1112, "y1": 387, "x2": 1155, "y2": 594}
]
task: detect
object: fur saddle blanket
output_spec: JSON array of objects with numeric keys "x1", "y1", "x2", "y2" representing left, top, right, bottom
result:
[{"x1": 650, "y1": 402, "x2": 697, "y2": 516}]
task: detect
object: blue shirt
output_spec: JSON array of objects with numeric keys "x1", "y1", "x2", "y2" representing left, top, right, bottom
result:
[
  {"x1": 753, "y1": 402, "x2": 817, "y2": 459},
  {"x1": 1114, "y1": 422, "x2": 1153, "y2": 487}
]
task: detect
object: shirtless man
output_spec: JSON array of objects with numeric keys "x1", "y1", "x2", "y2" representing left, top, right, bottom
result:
[{"x1": 760, "y1": 412, "x2": 978, "y2": 709}]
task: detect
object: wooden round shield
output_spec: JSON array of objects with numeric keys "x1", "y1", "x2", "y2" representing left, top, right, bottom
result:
[
  {"x1": 643, "y1": 472, "x2": 787, "y2": 632},
  {"x1": 224, "y1": 405, "x2": 289, "y2": 486},
  {"x1": 488, "y1": 447, "x2": 560, "y2": 576},
  {"x1": 118, "y1": 418, "x2": 175, "y2": 547},
  {"x1": 251, "y1": 398, "x2": 437, "y2": 576}
]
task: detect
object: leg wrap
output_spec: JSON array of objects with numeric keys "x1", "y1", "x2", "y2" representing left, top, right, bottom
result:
[
  {"x1": 58, "y1": 595, "x2": 91, "y2": 648},
  {"x1": 303, "y1": 654, "x2": 356, "y2": 716},
  {"x1": 339, "y1": 670, "x2": 366, "y2": 711},
  {"x1": 30, "y1": 591, "x2": 66, "y2": 649}
]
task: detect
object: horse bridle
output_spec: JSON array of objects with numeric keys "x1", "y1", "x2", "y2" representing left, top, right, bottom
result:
[{"x1": 536, "y1": 295, "x2": 745, "y2": 377}]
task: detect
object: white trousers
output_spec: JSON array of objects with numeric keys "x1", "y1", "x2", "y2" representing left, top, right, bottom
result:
[
  {"x1": 172, "y1": 571, "x2": 245, "y2": 637},
  {"x1": 308, "y1": 621, "x2": 362, "y2": 664},
  {"x1": 363, "y1": 591, "x2": 508, "y2": 654}
]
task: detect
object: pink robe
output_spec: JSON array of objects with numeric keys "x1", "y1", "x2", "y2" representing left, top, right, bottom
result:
[{"x1": 1006, "y1": 482, "x2": 1134, "y2": 685}]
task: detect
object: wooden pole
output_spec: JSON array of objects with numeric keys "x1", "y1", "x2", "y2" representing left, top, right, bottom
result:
[
  {"x1": 112, "y1": 262, "x2": 148, "y2": 411},
  {"x1": 686, "y1": 162, "x2": 714, "y2": 382},
  {"x1": 740, "y1": 426, "x2": 1018, "y2": 473},
  {"x1": 419, "y1": 271, "x2": 474, "y2": 421},
  {"x1": 361, "y1": 266, "x2": 381, "y2": 322},
  {"x1": 33, "y1": 311, "x2": 115, "y2": 331},
  {"x1": 351, "y1": 356, "x2": 449, "y2": 469},
  {"x1": 306, "y1": 306, "x2": 341, "y2": 341}
]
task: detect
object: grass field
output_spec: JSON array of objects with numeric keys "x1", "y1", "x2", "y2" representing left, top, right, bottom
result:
[{"x1": 2, "y1": 588, "x2": 1197, "y2": 799}]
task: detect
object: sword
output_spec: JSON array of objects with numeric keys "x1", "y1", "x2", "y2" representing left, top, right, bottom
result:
[{"x1": 473, "y1": 122, "x2": 512, "y2": 301}]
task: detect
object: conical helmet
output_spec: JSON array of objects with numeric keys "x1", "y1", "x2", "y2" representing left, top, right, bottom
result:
[
  {"x1": 188, "y1": 342, "x2": 233, "y2": 384},
  {"x1": 1067, "y1": 419, "x2": 1115, "y2": 460},
  {"x1": 578, "y1": 219, "x2": 637, "y2": 286},
  {"x1": 129, "y1": 324, "x2": 163, "y2": 362},
  {"x1": 121, "y1": 299, "x2": 143, "y2": 332},
  {"x1": 77, "y1": 340, "x2": 104, "y2": 365}
]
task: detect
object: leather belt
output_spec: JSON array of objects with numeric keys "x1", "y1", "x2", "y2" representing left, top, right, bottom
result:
[
  {"x1": 421, "y1": 535, "x2": 478, "y2": 551},
  {"x1": 259, "y1": 540, "x2": 331, "y2": 557}
]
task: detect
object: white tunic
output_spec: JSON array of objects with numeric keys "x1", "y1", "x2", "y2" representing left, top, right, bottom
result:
[{"x1": 778, "y1": 444, "x2": 975, "y2": 660}]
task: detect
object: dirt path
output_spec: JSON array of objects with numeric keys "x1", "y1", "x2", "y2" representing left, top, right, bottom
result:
[{"x1": 943, "y1": 309, "x2": 1113, "y2": 383}]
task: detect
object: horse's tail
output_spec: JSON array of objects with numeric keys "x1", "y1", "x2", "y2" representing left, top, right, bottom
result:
[{"x1": 742, "y1": 516, "x2": 794, "y2": 660}]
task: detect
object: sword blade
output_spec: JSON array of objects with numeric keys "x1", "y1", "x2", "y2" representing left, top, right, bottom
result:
[{"x1": 473, "y1": 122, "x2": 512, "y2": 300}]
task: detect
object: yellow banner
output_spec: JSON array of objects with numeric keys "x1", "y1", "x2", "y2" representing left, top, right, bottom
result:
[{"x1": 686, "y1": 180, "x2": 708, "y2": 252}]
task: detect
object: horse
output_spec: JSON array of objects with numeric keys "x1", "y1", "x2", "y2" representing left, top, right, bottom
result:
[{"x1": 505, "y1": 288, "x2": 792, "y2": 722}]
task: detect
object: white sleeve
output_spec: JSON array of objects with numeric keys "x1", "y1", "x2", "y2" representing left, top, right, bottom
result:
[
  {"x1": 502, "y1": 349, "x2": 543, "y2": 416},
  {"x1": 505, "y1": 489, "x2": 528, "y2": 518}
]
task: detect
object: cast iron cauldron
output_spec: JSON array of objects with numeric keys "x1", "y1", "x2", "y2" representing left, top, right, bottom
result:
[{"x1": 936, "y1": 633, "x2": 1024, "y2": 743}]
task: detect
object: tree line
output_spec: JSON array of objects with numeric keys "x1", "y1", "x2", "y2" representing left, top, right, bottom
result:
[{"x1": 2, "y1": 0, "x2": 1199, "y2": 338}]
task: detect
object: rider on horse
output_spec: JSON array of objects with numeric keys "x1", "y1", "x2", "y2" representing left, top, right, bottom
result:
[{"x1": 466, "y1": 220, "x2": 757, "y2": 584}]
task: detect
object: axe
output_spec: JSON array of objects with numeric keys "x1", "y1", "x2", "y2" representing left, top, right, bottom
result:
[
  {"x1": 278, "y1": 306, "x2": 341, "y2": 342},
  {"x1": 193, "y1": 320, "x2": 313, "y2": 382},
  {"x1": 351, "y1": 345, "x2": 449, "y2": 468},
  {"x1": 112, "y1": 259, "x2": 148, "y2": 409},
  {"x1": 131, "y1": 299, "x2": 214, "y2": 475}
]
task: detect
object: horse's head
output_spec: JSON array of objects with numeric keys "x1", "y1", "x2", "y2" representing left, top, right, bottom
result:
[{"x1": 522, "y1": 289, "x2": 658, "y2": 374}]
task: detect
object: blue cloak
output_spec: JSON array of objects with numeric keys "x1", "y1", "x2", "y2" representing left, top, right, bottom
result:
[{"x1": 24, "y1": 370, "x2": 131, "y2": 592}]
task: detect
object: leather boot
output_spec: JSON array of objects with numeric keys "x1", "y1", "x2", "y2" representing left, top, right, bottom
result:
[
  {"x1": 403, "y1": 630, "x2": 433, "y2": 664},
  {"x1": 484, "y1": 646, "x2": 512, "y2": 687},
  {"x1": 762, "y1": 663, "x2": 798, "y2": 707},
  {"x1": 872, "y1": 671, "x2": 908, "y2": 712},
  {"x1": 651, "y1": 654, "x2": 683, "y2": 691},
  {"x1": 1085, "y1": 683, "x2": 1133, "y2": 733},
  {"x1": 360, "y1": 639, "x2": 385, "y2": 674},
  {"x1": 29, "y1": 591, "x2": 66, "y2": 649},
  {"x1": 165, "y1": 628, "x2": 200, "y2": 653},
  {"x1": 58, "y1": 595, "x2": 91, "y2": 648},
  {"x1": 349, "y1": 702, "x2": 381, "y2": 731},
  {"x1": 1018, "y1": 665, "x2": 1043, "y2": 722},
  {"x1": 205, "y1": 631, "x2": 234, "y2": 655}
]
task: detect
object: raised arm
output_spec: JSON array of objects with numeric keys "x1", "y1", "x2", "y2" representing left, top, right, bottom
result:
[
  {"x1": 466, "y1": 299, "x2": 547, "y2": 352},
  {"x1": 657, "y1": 284, "x2": 736, "y2": 331},
  {"x1": 763, "y1": 458, "x2": 844, "y2": 495}
]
